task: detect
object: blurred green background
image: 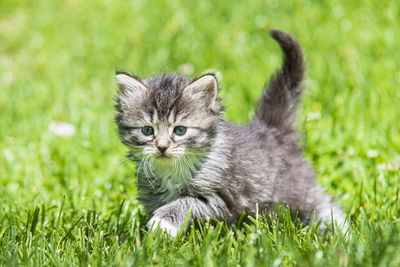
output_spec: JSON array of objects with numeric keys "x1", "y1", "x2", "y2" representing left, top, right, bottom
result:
[{"x1": 0, "y1": 0, "x2": 399, "y2": 265}]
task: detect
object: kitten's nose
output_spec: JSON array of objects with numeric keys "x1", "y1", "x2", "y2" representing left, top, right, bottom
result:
[
  {"x1": 156, "y1": 138, "x2": 170, "y2": 154},
  {"x1": 157, "y1": 145, "x2": 168, "y2": 153}
]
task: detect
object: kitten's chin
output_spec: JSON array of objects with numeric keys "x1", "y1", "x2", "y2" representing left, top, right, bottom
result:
[
  {"x1": 153, "y1": 155, "x2": 174, "y2": 165},
  {"x1": 156, "y1": 154, "x2": 171, "y2": 159},
  {"x1": 151, "y1": 156, "x2": 175, "y2": 177}
]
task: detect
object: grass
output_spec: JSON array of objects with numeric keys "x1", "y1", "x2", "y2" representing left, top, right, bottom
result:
[{"x1": 0, "y1": 0, "x2": 399, "y2": 265}]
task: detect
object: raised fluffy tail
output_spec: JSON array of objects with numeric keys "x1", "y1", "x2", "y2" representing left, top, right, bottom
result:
[{"x1": 255, "y1": 29, "x2": 306, "y2": 130}]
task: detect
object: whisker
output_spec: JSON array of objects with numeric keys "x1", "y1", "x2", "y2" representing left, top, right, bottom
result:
[
  {"x1": 172, "y1": 157, "x2": 178, "y2": 177},
  {"x1": 127, "y1": 145, "x2": 146, "y2": 149},
  {"x1": 183, "y1": 154, "x2": 196, "y2": 175},
  {"x1": 121, "y1": 157, "x2": 132, "y2": 164},
  {"x1": 183, "y1": 151, "x2": 208, "y2": 158},
  {"x1": 181, "y1": 156, "x2": 189, "y2": 182},
  {"x1": 144, "y1": 155, "x2": 156, "y2": 190},
  {"x1": 178, "y1": 155, "x2": 185, "y2": 182},
  {"x1": 125, "y1": 150, "x2": 145, "y2": 162},
  {"x1": 143, "y1": 156, "x2": 150, "y2": 179},
  {"x1": 137, "y1": 155, "x2": 155, "y2": 190},
  {"x1": 121, "y1": 150, "x2": 143, "y2": 163},
  {"x1": 136, "y1": 156, "x2": 145, "y2": 180},
  {"x1": 148, "y1": 157, "x2": 157, "y2": 178}
]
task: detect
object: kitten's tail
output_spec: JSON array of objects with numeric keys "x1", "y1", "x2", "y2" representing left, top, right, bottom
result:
[{"x1": 255, "y1": 29, "x2": 306, "y2": 130}]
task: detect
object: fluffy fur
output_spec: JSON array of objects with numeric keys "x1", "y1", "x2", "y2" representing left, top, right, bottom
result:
[{"x1": 114, "y1": 29, "x2": 345, "y2": 237}]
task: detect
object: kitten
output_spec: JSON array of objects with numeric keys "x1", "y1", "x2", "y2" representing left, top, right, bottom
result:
[{"x1": 114, "y1": 29, "x2": 345, "y2": 237}]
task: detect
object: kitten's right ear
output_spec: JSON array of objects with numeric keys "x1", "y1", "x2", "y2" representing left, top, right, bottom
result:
[
  {"x1": 115, "y1": 73, "x2": 148, "y2": 98},
  {"x1": 183, "y1": 74, "x2": 220, "y2": 112}
]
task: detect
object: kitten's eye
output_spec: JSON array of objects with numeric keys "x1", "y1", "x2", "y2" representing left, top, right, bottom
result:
[
  {"x1": 141, "y1": 126, "x2": 154, "y2": 136},
  {"x1": 173, "y1": 126, "x2": 187, "y2": 136}
]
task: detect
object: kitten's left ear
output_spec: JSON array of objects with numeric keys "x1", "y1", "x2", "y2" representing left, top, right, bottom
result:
[{"x1": 183, "y1": 74, "x2": 219, "y2": 112}]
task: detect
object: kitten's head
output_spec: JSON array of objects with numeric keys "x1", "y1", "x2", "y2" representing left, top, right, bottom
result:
[{"x1": 114, "y1": 72, "x2": 223, "y2": 167}]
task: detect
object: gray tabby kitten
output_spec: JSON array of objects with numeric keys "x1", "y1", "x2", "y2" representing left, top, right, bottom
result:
[{"x1": 115, "y1": 29, "x2": 345, "y2": 237}]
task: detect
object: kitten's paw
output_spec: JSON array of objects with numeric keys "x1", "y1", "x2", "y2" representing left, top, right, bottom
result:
[
  {"x1": 146, "y1": 217, "x2": 179, "y2": 237},
  {"x1": 317, "y1": 204, "x2": 348, "y2": 234}
]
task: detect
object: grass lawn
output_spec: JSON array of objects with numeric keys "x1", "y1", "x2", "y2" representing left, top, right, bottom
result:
[{"x1": 1, "y1": 0, "x2": 399, "y2": 265}]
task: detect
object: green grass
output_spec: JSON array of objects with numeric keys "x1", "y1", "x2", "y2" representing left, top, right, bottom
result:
[{"x1": 1, "y1": 0, "x2": 399, "y2": 265}]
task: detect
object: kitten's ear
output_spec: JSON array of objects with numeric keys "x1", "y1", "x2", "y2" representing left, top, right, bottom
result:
[
  {"x1": 183, "y1": 74, "x2": 219, "y2": 112},
  {"x1": 115, "y1": 73, "x2": 148, "y2": 99}
]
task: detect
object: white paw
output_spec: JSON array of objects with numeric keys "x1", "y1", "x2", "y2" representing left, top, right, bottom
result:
[
  {"x1": 146, "y1": 217, "x2": 179, "y2": 237},
  {"x1": 317, "y1": 206, "x2": 348, "y2": 233}
]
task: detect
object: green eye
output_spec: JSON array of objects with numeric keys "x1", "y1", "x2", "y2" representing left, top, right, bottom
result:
[
  {"x1": 141, "y1": 126, "x2": 154, "y2": 136},
  {"x1": 174, "y1": 126, "x2": 187, "y2": 135}
]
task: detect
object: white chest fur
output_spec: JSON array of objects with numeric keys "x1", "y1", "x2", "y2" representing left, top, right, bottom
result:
[{"x1": 139, "y1": 154, "x2": 202, "y2": 201}]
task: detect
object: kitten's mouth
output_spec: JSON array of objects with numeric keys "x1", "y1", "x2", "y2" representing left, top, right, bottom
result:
[{"x1": 156, "y1": 154, "x2": 171, "y2": 159}]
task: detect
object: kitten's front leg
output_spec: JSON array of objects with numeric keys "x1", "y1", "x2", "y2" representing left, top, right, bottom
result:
[{"x1": 146, "y1": 195, "x2": 228, "y2": 237}]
